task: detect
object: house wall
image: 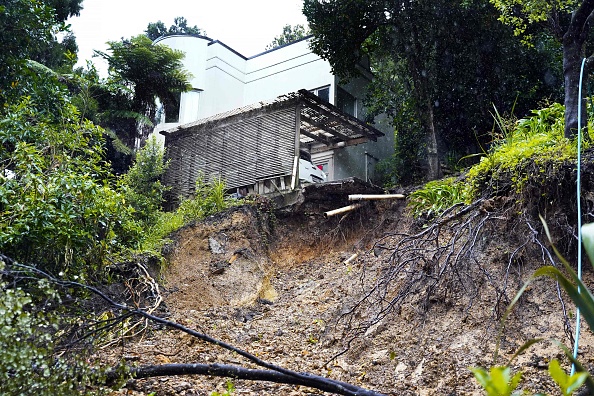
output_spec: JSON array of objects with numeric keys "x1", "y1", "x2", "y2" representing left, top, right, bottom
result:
[
  {"x1": 163, "y1": 105, "x2": 298, "y2": 205},
  {"x1": 244, "y1": 39, "x2": 335, "y2": 105},
  {"x1": 311, "y1": 73, "x2": 395, "y2": 184},
  {"x1": 152, "y1": 35, "x2": 212, "y2": 144},
  {"x1": 201, "y1": 41, "x2": 248, "y2": 117},
  {"x1": 153, "y1": 36, "x2": 336, "y2": 133},
  {"x1": 153, "y1": 35, "x2": 394, "y2": 186}
]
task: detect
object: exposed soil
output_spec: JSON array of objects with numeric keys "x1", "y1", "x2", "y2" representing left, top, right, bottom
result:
[{"x1": 105, "y1": 185, "x2": 594, "y2": 396}]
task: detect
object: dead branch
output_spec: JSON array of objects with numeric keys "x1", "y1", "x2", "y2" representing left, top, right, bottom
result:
[
  {"x1": 0, "y1": 253, "x2": 387, "y2": 396},
  {"x1": 106, "y1": 363, "x2": 385, "y2": 396}
]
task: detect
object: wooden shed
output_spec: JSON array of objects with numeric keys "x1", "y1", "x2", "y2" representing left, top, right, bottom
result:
[{"x1": 161, "y1": 89, "x2": 384, "y2": 206}]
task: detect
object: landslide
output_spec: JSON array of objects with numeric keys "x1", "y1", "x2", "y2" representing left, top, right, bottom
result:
[{"x1": 107, "y1": 157, "x2": 594, "y2": 396}]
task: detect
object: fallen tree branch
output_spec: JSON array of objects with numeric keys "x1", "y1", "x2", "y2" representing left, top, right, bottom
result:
[
  {"x1": 107, "y1": 363, "x2": 385, "y2": 396},
  {"x1": 0, "y1": 254, "x2": 387, "y2": 396}
]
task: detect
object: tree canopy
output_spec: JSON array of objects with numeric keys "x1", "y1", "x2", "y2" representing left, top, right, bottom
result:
[
  {"x1": 94, "y1": 35, "x2": 191, "y2": 150},
  {"x1": 0, "y1": 0, "x2": 83, "y2": 105},
  {"x1": 265, "y1": 24, "x2": 309, "y2": 50},
  {"x1": 145, "y1": 16, "x2": 204, "y2": 41},
  {"x1": 489, "y1": 0, "x2": 594, "y2": 138},
  {"x1": 304, "y1": 0, "x2": 561, "y2": 181}
]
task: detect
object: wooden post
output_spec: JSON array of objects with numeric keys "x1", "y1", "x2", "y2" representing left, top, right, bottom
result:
[{"x1": 291, "y1": 103, "x2": 302, "y2": 190}]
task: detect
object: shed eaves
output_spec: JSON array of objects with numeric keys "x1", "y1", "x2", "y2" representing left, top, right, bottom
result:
[{"x1": 161, "y1": 90, "x2": 384, "y2": 146}]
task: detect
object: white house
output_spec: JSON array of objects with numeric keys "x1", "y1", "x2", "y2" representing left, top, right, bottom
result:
[{"x1": 154, "y1": 34, "x2": 393, "y2": 190}]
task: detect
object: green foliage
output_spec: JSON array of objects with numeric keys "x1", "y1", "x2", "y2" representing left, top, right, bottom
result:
[
  {"x1": 408, "y1": 178, "x2": 469, "y2": 219},
  {"x1": 0, "y1": 262, "x2": 104, "y2": 395},
  {"x1": 466, "y1": 102, "x2": 575, "y2": 198},
  {"x1": 0, "y1": 0, "x2": 54, "y2": 103},
  {"x1": 470, "y1": 366, "x2": 523, "y2": 396},
  {"x1": 145, "y1": 17, "x2": 204, "y2": 41},
  {"x1": 266, "y1": 24, "x2": 309, "y2": 50},
  {"x1": 210, "y1": 380, "x2": 235, "y2": 396},
  {"x1": 138, "y1": 211, "x2": 185, "y2": 254},
  {"x1": 119, "y1": 136, "x2": 169, "y2": 225},
  {"x1": 0, "y1": 0, "x2": 84, "y2": 105},
  {"x1": 0, "y1": 98, "x2": 136, "y2": 276},
  {"x1": 177, "y1": 174, "x2": 233, "y2": 223},
  {"x1": 139, "y1": 174, "x2": 237, "y2": 253},
  {"x1": 489, "y1": 0, "x2": 575, "y2": 43},
  {"x1": 548, "y1": 359, "x2": 588, "y2": 396},
  {"x1": 305, "y1": 0, "x2": 561, "y2": 180},
  {"x1": 95, "y1": 34, "x2": 192, "y2": 149},
  {"x1": 407, "y1": 101, "x2": 580, "y2": 219}
]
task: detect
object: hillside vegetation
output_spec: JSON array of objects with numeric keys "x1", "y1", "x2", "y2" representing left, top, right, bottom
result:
[{"x1": 4, "y1": 91, "x2": 594, "y2": 395}]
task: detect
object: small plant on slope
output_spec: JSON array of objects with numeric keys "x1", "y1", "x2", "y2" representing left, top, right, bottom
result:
[
  {"x1": 472, "y1": 218, "x2": 594, "y2": 395},
  {"x1": 408, "y1": 177, "x2": 469, "y2": 219}
]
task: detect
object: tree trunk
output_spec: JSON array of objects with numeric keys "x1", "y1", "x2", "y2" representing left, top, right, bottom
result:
[
  {"x1": 425, "y1": 99, "x2": 441, "y2": 180},
  {"x1": 563, "y1": 35, "x2": 588, "y2": 139},
  {"x1": 562, "y1": 0, "x2": 594, "y2": 139}
]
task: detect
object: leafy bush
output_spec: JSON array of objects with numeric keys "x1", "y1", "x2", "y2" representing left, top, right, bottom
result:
[
  {"x1": 0, "y1": 262, "x2": 105, "y2": 395},
  {"x1": 138, "y1": 174, "x2": 238, "y2": 253},
  {"x1": 408, "y1": 177, "x2": 469, "y2": 219},
  {"x1": 177, "y1": 174, "x2": 231, "y2": 223},
  {"x1": 466, "y1": 102, "x2": 576, "y2": 198},
  {"x1": 118, "y1": 136, "x2": 169, "y2": 226},
  {"x1": 0, "y1": 98, "x2": 136, "y2": 277}
]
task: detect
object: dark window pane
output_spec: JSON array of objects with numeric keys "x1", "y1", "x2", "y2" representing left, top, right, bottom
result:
[
  {"x1": 164, "y1": 93, "x2": 181, "y2": 123},
  {"x1": 337, "y1": 87, "x2": 356, "y2": 117},
  {"x1": 317, "y1": 87, "x2": 329, "y2": 102}
]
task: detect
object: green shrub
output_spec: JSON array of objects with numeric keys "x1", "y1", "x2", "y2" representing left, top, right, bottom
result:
[
  {"x1": 408, "y1": 177, "x2": 469, "y2": 219},
  {"x1": 466, "y1": 102, "x2": 576, "y2": 199},
  {"x1": 0, "y1": 261, "x2": 106, "y2": 395},
  {"x1": 177, "y1": 174, "x2": 231, "y2": 223},
  {"x1": 0, "y1": 98, "x2": 136, "y2": 277},
  {"x1": 118, "y1": 135, "x2": 169, "y2": 226},
  {"x1": 138, "y1": 174, "x2": 238, "y2": 253}
]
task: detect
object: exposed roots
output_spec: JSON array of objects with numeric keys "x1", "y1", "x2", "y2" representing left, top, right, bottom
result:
[
  {"x1": 328, "y1": 196, "x2": 575, "y2": 362},
  {"x1": 0, "y1": 254, "x2": 164, "y2": 351}
]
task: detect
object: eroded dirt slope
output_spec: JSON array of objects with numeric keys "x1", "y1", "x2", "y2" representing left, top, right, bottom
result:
[{"x1": 109, "y1": 195, "x2": 594, "y2": 396}]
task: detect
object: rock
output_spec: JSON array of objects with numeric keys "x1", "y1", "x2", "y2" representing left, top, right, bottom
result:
[
  {"x1": 209, "y1": 235, "x2": 227, "y2": 254},
  {"x1": 173, "y1": 382, "x2": 192, "y2": 392},
  {"x1": 210, "y1": 260, "x2": 230, "y2": 274}
]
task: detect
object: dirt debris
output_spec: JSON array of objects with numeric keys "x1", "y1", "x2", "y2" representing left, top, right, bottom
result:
[{"x1": 104, "y1": 189, "x2": 594, "y2": 396}]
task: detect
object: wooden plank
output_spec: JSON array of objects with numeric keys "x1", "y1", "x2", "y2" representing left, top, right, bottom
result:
[
  {"x1": 301, "y1": 114, "x2": 352, "y2": 142},
  {"x1": 298, "y1": 89, "x2": 381, "y2": 141},
  {"x1": 291, "y1": 103, "x2": 301, "y2": 190},
  {"x1": 299, "y1": 127, "x2": 333, "y2": 145}
]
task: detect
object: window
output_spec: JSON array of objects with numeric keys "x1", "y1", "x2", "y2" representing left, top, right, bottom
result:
[
  {"x1": 336, "y1": 87, "x2": 357, "y2": 118},
  {"x1": 163, "y1": 92, "x2": 181, "y2": 123},
  {"x1": 310, "y1": 85, "x2": 330, "y2": 103}
]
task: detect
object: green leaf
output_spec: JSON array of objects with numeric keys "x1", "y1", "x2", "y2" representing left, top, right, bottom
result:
[
  {"x1": 549, "y1": 359, "x2": 588, "y2": 396},
  {"x1": 581, "y1": 222, "x2": 594, "y2": 269},
  {"x1": 470, "y1": 366, "x2": 522, "y2": 396}
]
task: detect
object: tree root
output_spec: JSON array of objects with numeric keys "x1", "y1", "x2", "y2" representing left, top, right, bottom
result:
[{"x1": 328, "y1": 197, "x2": 574, "y2": 363}]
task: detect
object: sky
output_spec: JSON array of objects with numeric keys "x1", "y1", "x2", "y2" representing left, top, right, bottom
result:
[{"x1": 67, "y1": 0, "x2": 308, "y2": 73}]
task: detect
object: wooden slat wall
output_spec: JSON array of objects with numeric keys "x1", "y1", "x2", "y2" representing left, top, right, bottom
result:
[{"x1": 163, "y1": 106, "x2": 296, "y2": 205}]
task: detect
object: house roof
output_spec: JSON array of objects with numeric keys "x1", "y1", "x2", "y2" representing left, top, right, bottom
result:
[{"x1": 162, "y1": 89, "x2": 384, "y2": 147}]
